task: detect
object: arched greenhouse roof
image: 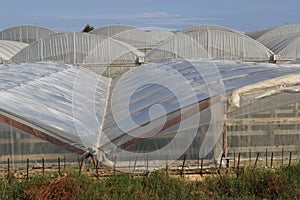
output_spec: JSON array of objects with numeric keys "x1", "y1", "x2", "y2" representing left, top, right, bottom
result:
[
  {"x1": 258, "y1": 24, "x2": 300, "y2": 43},
  {"x1": 98, "y1": 59, "x2": 300, "y2": 170},
  {"x1": 246, "y1": 28, "x2": 274, "y2": 40},
  {"x1": 112, "y1": 28, "x2": 160, "y2": 50},
  {"x1": 0, "y1": 62, "x2": 110, "y2": 155},
  {"x1": 181, "y1": 24, "x2": 244, "y2": 35},
  {"x1": 146, "y1": 29, "x2": 273, "y2": 62},
  {"x1": 11, "y1": 32, "x2": 144, "y2": 66},
  {"x1": 144, "y1": 28, "x2": 175, "y2": 43},
  {"x1": 0, "y1": 40, "x2": 28, "y2": 63},
  {"x1": 257, "y1": 32, "x2": 300, "y2": 61},
  {"x1": 0, "y1": 25, "x2": 59, "y2": 44},
  {"x1": 146, "y1": 32, "x2": 209, "y2": 62},
  {"x1": 91, "y1": 24, "x2": 136, "y2": 37}
]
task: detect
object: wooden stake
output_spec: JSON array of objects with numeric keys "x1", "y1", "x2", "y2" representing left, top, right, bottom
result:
[
  {"x1": 265, "y1": 148, "x2": 268, "y2": 167},
  {"x1": 146, "y1": 154, "x2": 149, "y2": 173},
  {"x1": 200, "y1": 158, "x2": 203, "y2": 177},
  {"x1": 42, "y1": 157, "x2": 45, "y2": 176},
  {"x1": 237, "y1": 153, "x2": 241, "y2": 169},
  {"x1": 26, "y1": 158, "x2": 29, "y2": 179},
  {"x1": 165, "y1": 155, "x2": 168, "y2": 173},
  {"x1": 249, "y1": 149, "x2": 251, "y2": 167},
  {"x1": 58, "y1": 157, "x2": 61, "y2": 175},
  {"x1": 63, "y1": 155, "x2": 66, "y2": 171},
  {"x1": 7, "y1": 158, "x2": 10, "y2": 179},
  {"x1": 289, "y1": 152, "x2": 292, "y2": 166},
  {"x1": 271, "y1": 152, "x2": 274, "y2": 168},
  {"x1": 254, "y1": 153, "x2": 259, "y2": 167},
  {"x1": 282, "y1": 148, "x2": 284, "y2": 167},
  {"x1": 233, "y1": 149, "x2": 236, "y2": 168},
  {"x1": 113, "y1": 155, "x2": 117, "y2": 173},
  {"x1": 180, "y1": 154, "x2": 186, "y2": 177}
]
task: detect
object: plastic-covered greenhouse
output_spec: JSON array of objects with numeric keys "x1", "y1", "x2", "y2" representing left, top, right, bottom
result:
[
  {"x1": 246, "y1": 28, "x2": 274, "y2": 40},
  {"x1": 0, "y1": 25, "x2": 58, "y2": 44},
  {"x1": 11, "y1": 32, "x2": 145, "y2": 77},
  {"x1": 92, "y1": 25, "x2": 160, "y2": 53},
  {"x1": 91, "y1": 25, "x2": 136, "y2": 37},
  {"x1": 146, "y1": 29, "x2": 273, "y2": 62},
  {"x1": 144, "y1": 28, "x2": 174, "y2": 43},
  {"x1": 181, "y1": 24, "x2": 244, "y2": 35},
  {"x1": 2, "y1": 60, "x2": 300, "y2": 172},
  {"x1": 257, "y1": 24, "x2": 300, "y2": 43},
  {"x1": 0, "y1": 62, "x2": 109, "y2": 166},
  {"x1": 146, "y1": 32, "x2": 210, "y2": 61},
  {"x1": 252, "y1": 25, "x2": 300, "y2": 62},
  {"x1": 0, "y1": 40, "x2": 28, "y2": 63}
]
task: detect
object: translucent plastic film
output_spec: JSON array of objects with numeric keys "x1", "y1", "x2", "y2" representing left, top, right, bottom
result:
[
  {"x1": 97, "y1": 59, "x2": 300, "y2": 172},
  {"x1": 0, "y1": 25, "x2": 58, "y2": 44},
  {"x1": 11, "y1": 32, "x2": 144, "y2": 66},
  {"x1": 0, "y1": 62, "x2": 110, "y2": 155},
  {"x1": 0, "y1": 40, "x2": 28, "y2": 62},
  {"x1": 146, "y1": 30, "x2": 273, "y2": 62}
]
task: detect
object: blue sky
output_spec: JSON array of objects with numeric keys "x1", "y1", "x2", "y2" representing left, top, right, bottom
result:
[{"x1": 1, "y1": 0, "x2": 299, "y2": 32}]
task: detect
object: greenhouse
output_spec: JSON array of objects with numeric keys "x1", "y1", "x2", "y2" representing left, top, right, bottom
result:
[
  {"x1": 2, "y1": 60, "x2": 300, "y2": 172},
  {"x1": 11, "y1": 32, "x2": 145, "y2": 77},
  {"x1": 146, "y1": 32, "x2": 210, "y2": 61},
  {"x1": 181, "y1": 24, "x2": 244, "y2": 35},
  {"x1": 257, "y1": 32, "x2": 300, "y2": 61},
  {"x1": 257, "y1": 24, "x2": 300, "y2": 43},
  {"x1": 0, "y1": 40, "x2": 28, "y2": 63},
  {"x1": 96, "y1": 59, "x2": 300, "y2": 171},
  {"x1": 246, "y1": 28, "x2": 274, "y2": 40},
  {"x1": 92, "y1": 25, "x2": 160, "y2": 53},
  {"x1": 0, "y1": 25, "x2": 58, "y2": 44},
  {"x1": 146, "y1": 29, "x2": 273, "y2": 62},
  {"x1": 0, "y1": 62, "x2": 109, "y2": 165},
  {"x1": 144, "y1": 28, "x2": 175, "y2": 43},
  {"x1": 91, "y1": 24, "x2": 136, "y2": 37},
  {"x1": 111, "y1": 28, "x2": 159, "y2": 53}
]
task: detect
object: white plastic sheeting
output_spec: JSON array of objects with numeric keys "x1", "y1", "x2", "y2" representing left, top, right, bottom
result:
[
  {"x1": 112, "y1": 29, "x2": 160, "y2": 50},
  {"x1": 0, "y1": 62, "x2": 110, "y2": 155},
  {"x1": 3, "y1": 60, "x2": 300, "y2": 172},
  {"x1": 258, "y1": 24, "x2": 300, "y2": 43},
  {"x1": 246, "y1": 28, "x2": 274, "y2": 40},
  {"x1": 181, "y1": 24, "x2": 244, "y2": 35},
  {"x1": 11, "y1": 32, "x2": 144, "y2": 67},
  {"x1": 144, "y1": 28, "x2": 175, "y2": 43},
  {"x1": 0, "y1": 25, "x2": 58, "y2": 44},
  {"x1": 259, "y1": 33, "x2": 300, "y2": 61},
  {"x1": 96, "y1": 59, "x2": 300, "y2": 171},
  {"x1": 91, "y1": 24, "x2": 136, "y2": 37},
  {"x1": 146, "y1": 32, "x2": 209, "y2": 61},
  {"x1": 0, "y1": 40, "x2": 28, "y2": 62},
  {"x1": 146, "y1": 30, "x2": 273, "y2": 62},
  {"x1": 91, "y1": 25, "x2": 159, "y2": 50}
]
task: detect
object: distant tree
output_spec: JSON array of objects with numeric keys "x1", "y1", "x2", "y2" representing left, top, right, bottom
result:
[{"x1": 82, "y1": 24, "x2": 94, "y2": 33}]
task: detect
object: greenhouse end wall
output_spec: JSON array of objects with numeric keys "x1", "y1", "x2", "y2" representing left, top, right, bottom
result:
[
  {"x1": 0, "y1": 121, "x2": 78, "y2": 168},
  {"x1": 226, "y1": 92, "x2": 300, "y2": 166}
]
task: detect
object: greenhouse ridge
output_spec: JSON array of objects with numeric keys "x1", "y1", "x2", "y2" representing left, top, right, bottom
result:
[{"x1": 2, "y1": 24, "x2": 300, "y2": 172}]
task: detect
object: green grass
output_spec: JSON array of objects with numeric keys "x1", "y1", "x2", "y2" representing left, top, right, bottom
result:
[{"x1": 1, "y1": 164, "x2": 300, "y2": 199}]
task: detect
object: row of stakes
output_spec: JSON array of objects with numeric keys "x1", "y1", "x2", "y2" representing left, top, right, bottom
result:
[{"x1": 4, "y1": 149, "x2": 297, "y2": 179}]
